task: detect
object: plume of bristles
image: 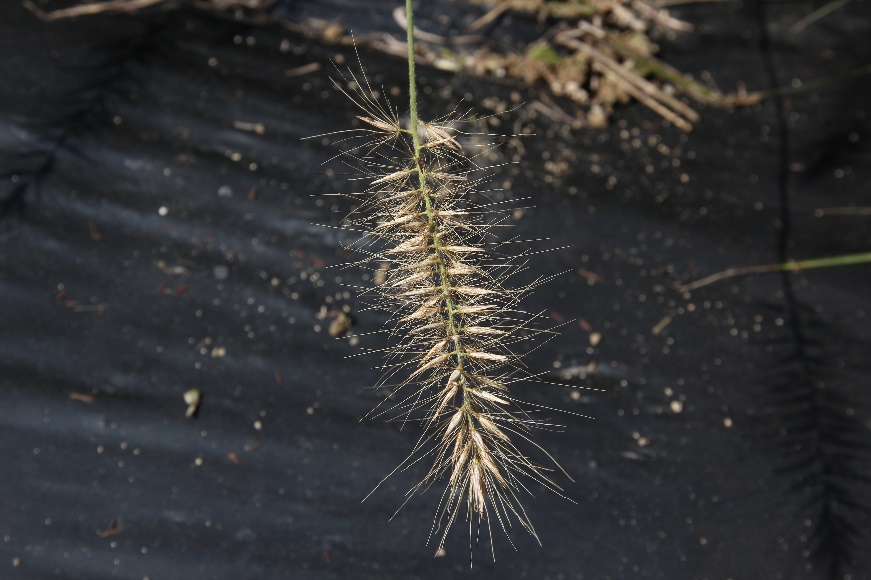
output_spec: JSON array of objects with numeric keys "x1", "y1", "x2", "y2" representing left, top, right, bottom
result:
[{"x1": 321, "y1": 67, "x2": 581, "y2": 559}]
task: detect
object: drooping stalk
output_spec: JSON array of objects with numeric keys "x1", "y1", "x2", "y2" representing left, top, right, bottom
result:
[
  {"x1": 322, "y1": 4, "x2": 581, "y2": 555},
  {"x1": 405, "y1": 0, "x2": 469, "y2": 394}
]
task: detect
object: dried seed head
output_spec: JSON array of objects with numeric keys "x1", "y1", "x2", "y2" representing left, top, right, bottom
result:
[
  {"x1": 422, "y1": 122, "x2": 462, "y2": 151},
  {"x1": 435, "y1": 382, "x2": 459, "y2": 417},
  {"x1": 371, "y1": 168, "x2": 415, "y2": 185},
  {"x1": 471, "y1": 389, "x2": 509, "y2": 406},
  {"x1": 470, "y1": 429, "x2": 486, "y2": 452},
  {"x1": 478, "y1": 415, "x2": 510, "y2": 442},
  {"x1": 319, "y1": 65, "x2": 579, "y2": 560},
  {"x1": 463, "y1": 326, "x2": 508, "y2": 336},
  {"x1": 357, "y1": 115, "x2": 402, "y2": 134},
  {"x1": 469, "y1": 461, "x2": 486, "y2": 514},
  {"x1": 451, "y1": 441, "x2": 472, "y2": 485},
  {"x1": 454, "y1": 286, "x2": 496, "y2": 296},
  {"x1": 444, "y1": 408, "x2": 465, "y2": 441},
  {"x1": 477, "y1": 445, "x2": 506, "y2": 486},
  {"x1": 467, "y1": 351, "x2": 508, "y2": 363}
]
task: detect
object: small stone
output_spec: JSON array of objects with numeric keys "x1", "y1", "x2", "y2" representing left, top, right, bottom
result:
[{"x1": 184, "y1": 389, "x2": 201, "y2": 418}]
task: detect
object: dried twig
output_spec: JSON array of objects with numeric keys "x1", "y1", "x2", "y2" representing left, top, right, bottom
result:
[
  {"x1": 25, "y1": 0, "x2": 166, "y2": 20},
  {"x1": 27, "y1": 0, "x2": 758, "y2": 130}
]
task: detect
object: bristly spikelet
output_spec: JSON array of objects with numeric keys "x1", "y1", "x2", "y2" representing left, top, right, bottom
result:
[{"x1": 316, "y1": 59, "x2": 593, "y2": 560}]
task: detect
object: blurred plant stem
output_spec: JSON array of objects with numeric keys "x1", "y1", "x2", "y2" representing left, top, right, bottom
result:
[{"x1": 678, "y1": 252, "x2": 871, "y2": 292}]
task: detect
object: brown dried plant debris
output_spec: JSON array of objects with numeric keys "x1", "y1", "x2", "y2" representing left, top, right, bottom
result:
[
  {"x1": 24, "y1": 0, "x2": 273, "y2": 20},
  {"x1": 440, "y1": 0, "x2": 760, "y2": 130},
  {"x1": 28, "y1": 0, "x2": 759, "y2": 130}
]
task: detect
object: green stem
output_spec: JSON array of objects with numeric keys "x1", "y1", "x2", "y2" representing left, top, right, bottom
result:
[
  {"x1": 405, "y1": 0, "x2": 469, "y2": 394},
  {"x1": 406, "y1": 0, "x2": 420, "y2": 154},
  {"x1": 677, "y1": 251, "x2": 871, "y2": 292}
]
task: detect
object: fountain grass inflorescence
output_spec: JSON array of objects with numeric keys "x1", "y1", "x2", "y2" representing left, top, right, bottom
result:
[{"x1": 317, "y1": 0, "x2": 595, "y2": 560}]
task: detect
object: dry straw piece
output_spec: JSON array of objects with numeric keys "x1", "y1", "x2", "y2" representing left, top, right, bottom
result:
[
  {"x1": 313, "y1": 1, "x2": 597, "y2": 561},
  {"x1": 31, "y1": 0, "x2": 759, "y2": 131}
]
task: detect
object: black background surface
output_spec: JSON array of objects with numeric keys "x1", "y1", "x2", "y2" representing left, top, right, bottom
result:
[{"x1": 1, "y1": 1, "x2": 870, "y2": 578}]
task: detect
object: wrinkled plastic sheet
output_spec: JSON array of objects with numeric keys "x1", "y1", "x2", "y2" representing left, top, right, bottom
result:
[{"x1": 1, "y1": 1, "x2": 870, "y2": 578}]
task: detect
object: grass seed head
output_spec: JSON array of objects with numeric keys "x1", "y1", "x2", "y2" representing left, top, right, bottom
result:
[{"x1": 319, "y1": 63, "x2": 580, "y2": 560}]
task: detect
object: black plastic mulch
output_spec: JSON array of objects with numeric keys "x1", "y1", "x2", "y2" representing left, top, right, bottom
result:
[{"x1": 1, "y1": 1, "x2": 870, "y2": 578}]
